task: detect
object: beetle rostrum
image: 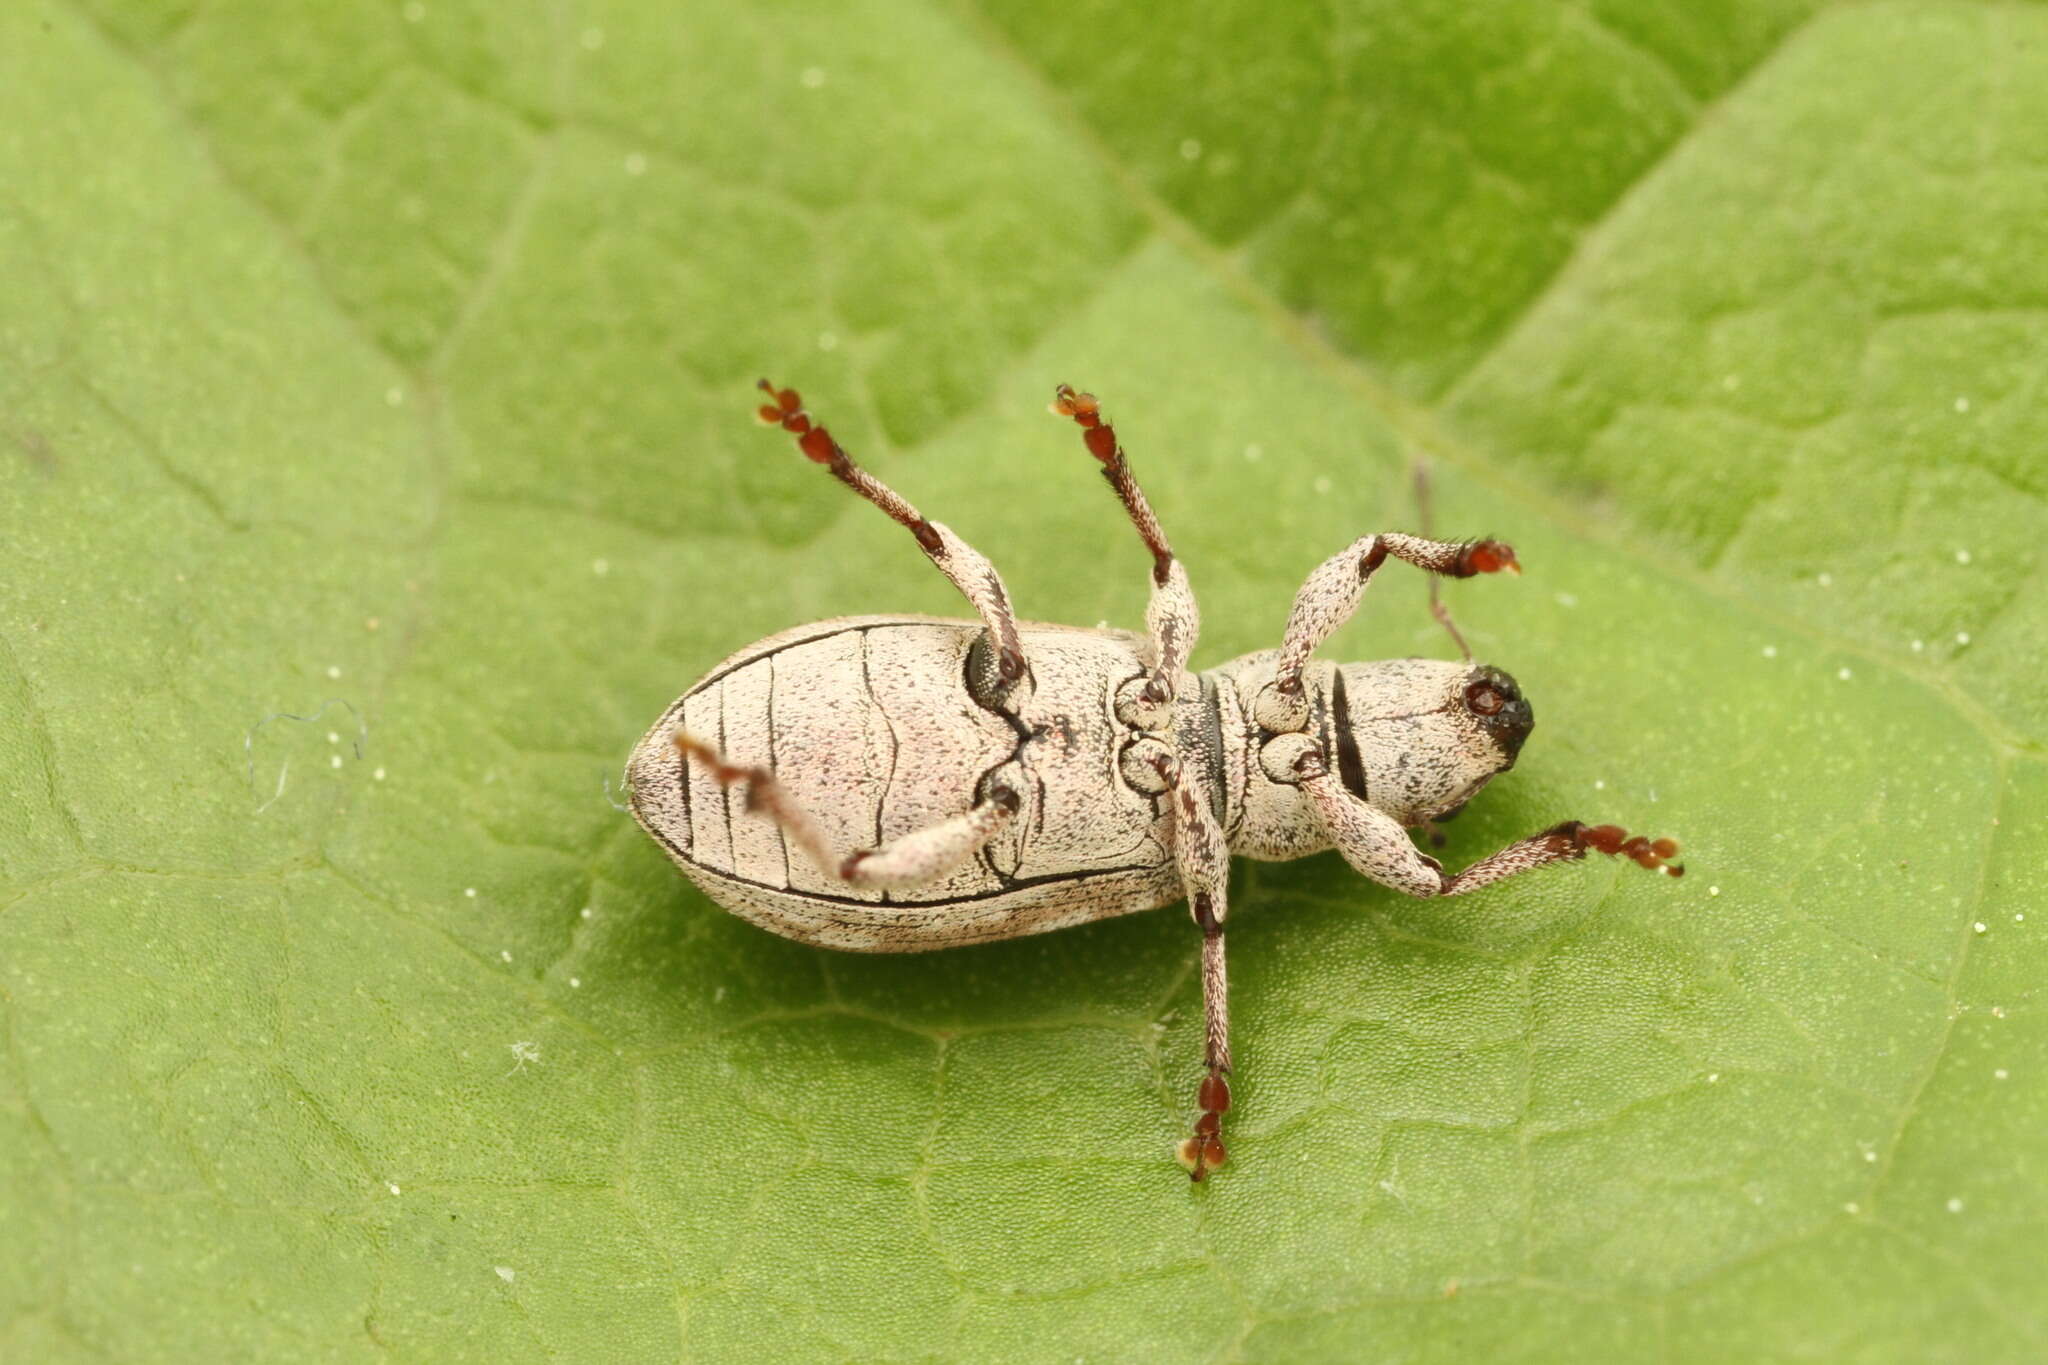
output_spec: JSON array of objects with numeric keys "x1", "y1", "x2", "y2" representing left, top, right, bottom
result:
[{"x1": 625, "y1": 380, "x2": 1682, "y2": 1182}]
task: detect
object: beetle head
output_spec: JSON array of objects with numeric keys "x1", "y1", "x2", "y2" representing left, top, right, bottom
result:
[{"x1": 1334, "y1": 658, "x2": 1534, "y2": 825}]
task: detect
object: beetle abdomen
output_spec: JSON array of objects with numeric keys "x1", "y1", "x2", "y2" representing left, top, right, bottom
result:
[
  {"x1": 626, "y1": 615, "x2": 1186, "y2": 950},
  {"x1": 630, "y1": 616, "x2": 1014, "y2": 901}
]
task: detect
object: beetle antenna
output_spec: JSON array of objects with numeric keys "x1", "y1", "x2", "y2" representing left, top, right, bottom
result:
[{"x1": 1412, "y1": 461, "x2": 1473, "y2": 661}]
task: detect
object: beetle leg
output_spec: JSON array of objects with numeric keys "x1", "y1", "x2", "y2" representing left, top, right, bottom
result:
[
  {"x1": 673, "y1": 732, "x2": 1022, "y2": 891},
  {"x1": 1435, "y1": 821, "x2": 1685, "y2": 890},
  {"x1": 1050, "y1": 385, "x2": 1198, "y2": 705},
  {"x1": 1154, "y1": 754, "x2": 1233, "y2": 1182},
  {"x1": 755, "y1": 380, "x2": 1029, "y2": 684},
  {"x1": 1272, "y1": 737, "x2": 1684, "y2": 894},
  {"x1": 837, "y1": 792, "x2": 1021, "y2": 889},
  {"x1": 1261, "y1": 532, "x2": 1519, "y2": 723}
]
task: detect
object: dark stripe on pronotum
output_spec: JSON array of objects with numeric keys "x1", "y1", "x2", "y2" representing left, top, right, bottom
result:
[
  {"x1": 1330, "y1": 668, "x2": 1369, "y2": 803},
  {"x1": 1199, "y1": 675, "x2": 1228, "y2": 826}
]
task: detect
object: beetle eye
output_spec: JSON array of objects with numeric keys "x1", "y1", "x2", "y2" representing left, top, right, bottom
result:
[{"x1": 1465, "y1": 680, "x2": 1505, "y2": 716}]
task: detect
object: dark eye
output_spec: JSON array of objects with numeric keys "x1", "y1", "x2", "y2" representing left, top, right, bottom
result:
[{"x1": 1465, "y1": 680, "x2": 1505, "y2": 716}]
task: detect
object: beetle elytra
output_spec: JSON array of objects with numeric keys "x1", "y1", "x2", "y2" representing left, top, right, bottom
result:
[{"x1": 625, "y1": 380, "x2": 1681, "y2": 1180}]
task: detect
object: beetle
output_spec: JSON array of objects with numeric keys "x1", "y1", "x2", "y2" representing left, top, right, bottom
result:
[{"x1": 624, "y1": 379, "x2": 1681, "y2": 1181}]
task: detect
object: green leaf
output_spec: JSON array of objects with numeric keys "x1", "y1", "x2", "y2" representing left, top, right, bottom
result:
[{"x1": 4, "y1": 0, "x2": 2044, "y2": 1359}]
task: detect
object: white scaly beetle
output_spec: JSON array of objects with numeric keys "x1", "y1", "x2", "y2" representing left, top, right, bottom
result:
[{"x1": 625, "y1": 379, "x2": 1682, "y2": 1181}]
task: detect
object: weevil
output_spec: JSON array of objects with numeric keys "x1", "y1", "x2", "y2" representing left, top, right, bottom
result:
[{"x1": 624, "y1": 380, "x2": 1682, "y2": 1181}]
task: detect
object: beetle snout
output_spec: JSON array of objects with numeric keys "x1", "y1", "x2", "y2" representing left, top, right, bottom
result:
[{"x1": 1463, "y1": 665, "x2": 1533, "y2": 765}]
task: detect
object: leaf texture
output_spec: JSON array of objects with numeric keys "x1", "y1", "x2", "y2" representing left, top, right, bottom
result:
[{"x1": 2, "y1": 1, "x2": 2044, "y2": 1360}]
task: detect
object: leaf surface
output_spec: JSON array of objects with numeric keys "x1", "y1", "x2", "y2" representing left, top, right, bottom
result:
[{"x1": 3, "y1": 1, "x2": 2044, "y2": 1360}]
